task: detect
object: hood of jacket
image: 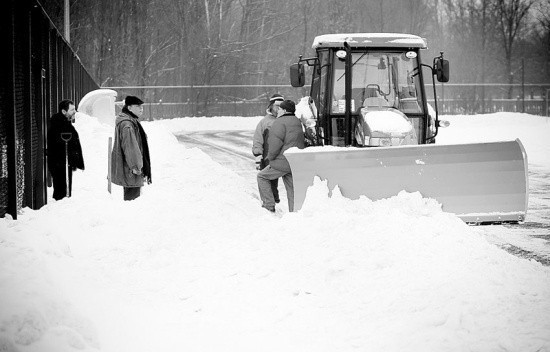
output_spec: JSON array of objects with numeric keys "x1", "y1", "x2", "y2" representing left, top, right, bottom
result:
[
  {"x1": 115, "y1": 111, "x2": 139, "y2": 127},
  {"x1": 265, "y1": 108, "x2": 277, "y2": 117}
]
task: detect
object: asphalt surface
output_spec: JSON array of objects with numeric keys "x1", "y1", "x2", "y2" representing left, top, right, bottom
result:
[{"x1": 176, "y1": 130, "x2": 550, "y2": 266}]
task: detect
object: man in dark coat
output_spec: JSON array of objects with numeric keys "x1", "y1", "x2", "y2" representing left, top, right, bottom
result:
[
  {"x1": 47, "y1": 99, "x2": 85, "y2": 200},
  {"x1": 257, "y1": 100, "x2": 305, "y2": 212},
  {"x1": 111, "y1": 96, "x2": 152, "y2": 201}
]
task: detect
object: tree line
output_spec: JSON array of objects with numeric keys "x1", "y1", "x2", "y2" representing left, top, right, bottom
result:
[{"x1": 41, "y1": 0, "x2": 549, "y2": 97}]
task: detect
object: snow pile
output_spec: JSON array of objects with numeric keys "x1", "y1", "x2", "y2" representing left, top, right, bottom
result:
[
  {"x1": 438, "y1": 113, "x2": 550, "y2": 169},
  {"x1": 156, "y1": 115, "x2": 261, "y2": 133},
  {"x1": 0, "y1": 113, "x2": 549, "y2": 352},
  {"x1": 295, "y1": 96, "x2": 317, "y2": 128},
  {"x1": 77, "y1": 89, "x2": 117, "y2": 126},
  {"x1": 363, "y1": 110, "x2": 414, "y2": 134}
]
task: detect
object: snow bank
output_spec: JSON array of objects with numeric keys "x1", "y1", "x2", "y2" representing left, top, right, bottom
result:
[
  {"x1": 1, "y1": 112, "x2": 549, "y2": 352},
  {"x1": 156, "y1": 115, "x2": 263, "y2": 133},
  {"x1": 363, "y1": 110, "x2": 415, "y2": 134},
  {"x1": 77, "y1": 89, "x2": 117, "y2": 126},
  {"x1": 438, "y1": 113, "x2": 550, "y2": 169}
]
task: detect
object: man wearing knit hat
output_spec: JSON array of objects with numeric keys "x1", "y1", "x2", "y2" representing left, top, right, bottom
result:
[
  {"x1": 257, "y1": 99, "x2": 305, "y2": 212},
  {"x1": 252, "y1": 93, "x2": 284, "y2": 203},
  {"x1": 111, "y1": 95, "x2": 152, "y2": 200}
]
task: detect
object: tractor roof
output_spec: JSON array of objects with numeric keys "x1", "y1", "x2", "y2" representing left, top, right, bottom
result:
[{"x1": 312, "y1": 33, "x2": 428, "y2": 49}]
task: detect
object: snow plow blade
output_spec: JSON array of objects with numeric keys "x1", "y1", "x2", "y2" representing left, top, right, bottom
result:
[{"x1": 285, "y1": 139, "x2": 528, "y2": 224}]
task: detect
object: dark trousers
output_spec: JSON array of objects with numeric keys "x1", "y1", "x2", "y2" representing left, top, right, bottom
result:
[
  {"x1": 260, "y1": 160, "x2": 279, "y2": 202},
  {"x1": 270, "y1": 179, "x2": 280, "y2": 202},
  {"x1": 51, "y1": 166, "x2": 73, "y2": 200},
  {"x1": 124, "y1": 187, "x2": 141, "y2": 201},
  {"x1": 257, "y1": 166, "x2": 294, "y2": 211}
]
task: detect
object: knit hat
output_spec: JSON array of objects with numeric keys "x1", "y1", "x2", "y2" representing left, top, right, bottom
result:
[
  {"x1": 125, "y1": 95, "x2": 144, "y2": 106},
  {"x1": 268, "y1": 93, "x2": 284, "y2": 108},
  {"x1": 279, "y1": 99, "x2": 296, "y2": 113},
  {"x1": 270, "y1": 94, "x2": 284, "y2": 103}
]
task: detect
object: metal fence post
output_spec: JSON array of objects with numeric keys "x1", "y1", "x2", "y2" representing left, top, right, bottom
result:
[
  {"x1": 546, "y1": 89, "x2": 549, "y2": 119},
  {"x1": 522, "y1": 58, "x2": 525, "y2": 113}
]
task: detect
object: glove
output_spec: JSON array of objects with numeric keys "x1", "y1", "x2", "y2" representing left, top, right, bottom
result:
[
  {"x1": 131, "y1": 168, "x2": 142, "y2": 175},
  {"x1": 255, "y1": 155, "x2": 262, "y2": 170}
]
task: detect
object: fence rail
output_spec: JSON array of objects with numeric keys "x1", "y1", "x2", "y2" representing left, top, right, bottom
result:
[
  {"x1": 438, "y1": 98, "x2": 547, "y2": 116},
  {"x1": 106, "y1": 83, "x2": 550, "y2": 119},
  {"x1": 0, "y1": 0, "x2": 98, "y2": 219}
]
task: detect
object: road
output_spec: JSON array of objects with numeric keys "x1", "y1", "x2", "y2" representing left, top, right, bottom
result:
[
  {"x1": 176, "y1": 130, "x2": 550, "y2": 266},
  {"x1": 175, "y1": 130, "x2": 275, "y2": 204}
]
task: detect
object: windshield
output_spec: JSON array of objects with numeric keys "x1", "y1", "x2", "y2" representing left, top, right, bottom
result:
[{"x1": 331, "y1": 51, "x2": 424, "y2": 114}]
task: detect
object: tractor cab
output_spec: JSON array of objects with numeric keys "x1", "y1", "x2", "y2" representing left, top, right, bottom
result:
[{"x1": 290, "y1": 33, "x2": 449, "y2": 147}]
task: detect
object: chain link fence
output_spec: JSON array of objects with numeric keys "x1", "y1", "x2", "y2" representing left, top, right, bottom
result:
[
  {"x1": 106, "y1": 83, "x2": 550, "y2": 120},
  {"x1": 430, "y1": 83, "x2": 550, "y2": 116},
  {"x1": 107, "y1": 85, "x2": 310, "y2": 120},
  {"x1": 0, "y1": 0, "x2": 98, "y2": 219}
]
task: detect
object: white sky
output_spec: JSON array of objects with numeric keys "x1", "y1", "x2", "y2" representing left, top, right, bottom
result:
[{"x1": 1, "y1": 112, "x2": 549, "y2": 352}]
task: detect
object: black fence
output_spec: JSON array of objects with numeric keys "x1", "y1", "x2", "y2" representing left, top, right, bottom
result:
[
  {"x1": 109, "y1": 85, "x2": 309, "y2": 120},
  {"x1": 107, "y1": 84, "x2": 550, "y2": 120},
  {"x1": 0, "y1": 0, "x2": 98, "y2": 219},
  {"x1": 430, "y1": 83, "x2": 550, "y2": 116}
]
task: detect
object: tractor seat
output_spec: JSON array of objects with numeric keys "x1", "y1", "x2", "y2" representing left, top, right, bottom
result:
[{"x1": 363, "y1": 97, "x2": 389, "y2": 110}]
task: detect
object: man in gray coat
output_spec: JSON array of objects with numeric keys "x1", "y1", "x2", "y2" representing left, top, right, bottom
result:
[
  {"x1": 257, "y1": 100, "x2": 305, "y2": 212},
  {"x1": 252, "y1": 93, "x2": 284, "y2": 203},
  {"x1": 111, "y1": 96, "x2": 152, "y2": 200}
]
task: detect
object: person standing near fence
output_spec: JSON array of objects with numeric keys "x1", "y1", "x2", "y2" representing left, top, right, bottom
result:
[
  {"x1": 111, "y1": 96, "x2": 152, "y2": 201},
  {"x1": 47, "y1": 99, "x2": 85, "y2": 200},
  {"x1": 252, "y1": 94, "x2": 284, "y2": 204}
]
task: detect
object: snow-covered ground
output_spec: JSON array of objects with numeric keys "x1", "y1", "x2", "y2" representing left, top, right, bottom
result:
[{"x1": 1, "y1": 112, "x2": 549, "y2": 352}]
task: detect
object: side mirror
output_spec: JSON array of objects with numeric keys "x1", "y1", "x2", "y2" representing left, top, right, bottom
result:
[
  {"x1": 290, "y1": 63, "x2": 305, "y2": 87},
  {"x1": 434, "y1": 57, "x2": 450, "y2": 83}
]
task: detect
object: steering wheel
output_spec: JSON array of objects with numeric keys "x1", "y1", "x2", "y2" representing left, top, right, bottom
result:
[{"x1": 366, "y1": 84, "x2": 389, "y2": 98}]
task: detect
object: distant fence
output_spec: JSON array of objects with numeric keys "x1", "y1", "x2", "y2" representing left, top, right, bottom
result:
[
  {"x1": 432, "y1": 83, "x2": 550, "y2": 116},
  {"x1": 108, "y1": 85, "x2": 308, "y2": 119},
  {"x1": 0, "y1": 0, "x2": 98, "y2": 219},
  {"x1": 105, "y1": 83, "x2": 550, "y2": 119}
]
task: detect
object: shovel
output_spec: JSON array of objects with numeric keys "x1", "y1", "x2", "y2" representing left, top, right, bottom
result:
[{"x1": 60, "y1": 132, "x2": 73, "y2": 197}]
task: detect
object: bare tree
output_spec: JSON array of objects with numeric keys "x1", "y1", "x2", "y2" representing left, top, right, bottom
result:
[
  {"x1": 495, "y1": 0, "x2": 536, "y2": 97},
  {"x1": 531, "y1": 0, "x2": 550, "y2": 82},
  {"x1": 59, "y1": 0, "x2": 548, "y2": 108}
]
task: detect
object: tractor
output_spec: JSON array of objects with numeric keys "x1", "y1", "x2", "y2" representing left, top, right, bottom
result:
[{"x1": 286, "y1": 33, "x2": 528, "y2": 224}]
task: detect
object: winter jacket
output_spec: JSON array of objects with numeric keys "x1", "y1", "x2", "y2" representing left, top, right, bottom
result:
[
  {"x1": 47, "y1": 112, "x2": 85, "y2": 172},
  {"x1": 266, "y1": 113, "x2": 305, "y2": 173},
  {"x1": 252, "y1": 110, "x2": 277, "y2": 157},
  {"x1": 111, "y1": 111, "x2": 147, "y2": 187}
]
